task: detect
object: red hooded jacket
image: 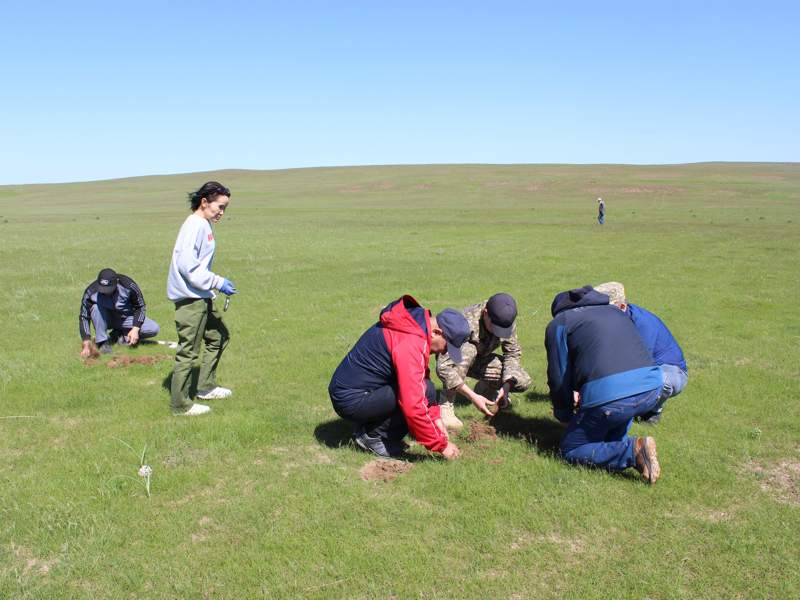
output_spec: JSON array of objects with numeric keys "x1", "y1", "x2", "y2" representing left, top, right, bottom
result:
[{"x1": 378, "y1": 296, "x2": 448, "y2": 452}]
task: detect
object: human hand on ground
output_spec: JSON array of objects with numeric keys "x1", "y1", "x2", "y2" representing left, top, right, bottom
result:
[
  {"x1": 127, "y1": 327, "x2": 140, "y2": 346},
  {"x1": 80, "y1": 340, "x2": 93, "y2": 358},
  {"x1": 442, "y1": 442, "x2": 460, "y2": 460}
]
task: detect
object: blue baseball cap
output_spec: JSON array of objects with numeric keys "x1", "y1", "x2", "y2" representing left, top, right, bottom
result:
[{"x1": 435, "y1": 308, "x2": 471, "y2": 364}]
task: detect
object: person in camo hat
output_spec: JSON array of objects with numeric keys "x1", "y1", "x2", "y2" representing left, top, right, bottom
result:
[
  {"x1": 329, "y1": 295, "x2": 469, "y2": 460},
  {"x1": 435, "y1": 292, "x2": 532, "y2": 431},
  {"x1": 594, "y1": 282, "x2": 688, "y2": 425}
]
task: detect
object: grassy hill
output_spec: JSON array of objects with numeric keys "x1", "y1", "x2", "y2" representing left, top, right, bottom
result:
[{"x1": 1, "y1": 163, "x2": 799, "y2": 598}]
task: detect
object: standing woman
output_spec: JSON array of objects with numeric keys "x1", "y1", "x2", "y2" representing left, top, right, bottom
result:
[{"x1": 167, "y1": 181, "x2": 237, "y2": 416}]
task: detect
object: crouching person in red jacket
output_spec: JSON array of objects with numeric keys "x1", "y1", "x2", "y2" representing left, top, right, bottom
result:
[{"x1": 329, "y1": 295, "x2": 470, "y2": 460}]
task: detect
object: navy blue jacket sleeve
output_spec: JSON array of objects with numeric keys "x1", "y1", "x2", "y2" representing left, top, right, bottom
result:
[{"x1": 545, "y1": 318, "x2": 573, "y2": 422}]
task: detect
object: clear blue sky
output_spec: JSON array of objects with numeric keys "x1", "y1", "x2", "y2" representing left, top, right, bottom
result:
[{"x1": 2, "y1": 1, "x2": 798, "y2": 184}]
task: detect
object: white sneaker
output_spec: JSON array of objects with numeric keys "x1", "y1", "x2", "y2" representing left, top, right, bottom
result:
[
  {"x1": 178, "y1": 403, "x2": 211, "y2": 416},
  {"x1": 196, "y1": 386, "x2": 233, "y2": 400},
  {"x1": 440, "y1": 401, "x2": 463, "y2": 431}
]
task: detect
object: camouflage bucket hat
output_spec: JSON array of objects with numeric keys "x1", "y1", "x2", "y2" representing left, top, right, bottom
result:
[{"x1": 594, "y1": 281, "x2": 626, "y2": 305}]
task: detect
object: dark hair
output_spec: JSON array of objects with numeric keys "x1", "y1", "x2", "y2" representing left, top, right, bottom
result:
[{"x1": 188, "y1": 181, "x2": 231, "y2": 210}]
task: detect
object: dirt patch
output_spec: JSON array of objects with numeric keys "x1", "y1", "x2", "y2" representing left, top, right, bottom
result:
[
  {"x1": 467, "y1": 421, "x2": 497, "y2": 442},
  {"x1": 7, "y1": 543, "x2": 59, "y2": 577},
  {"x1": 359, "y1": 459, "x2": 413, "y2": 482},
  {"x1": 747, "y1": 459, "x2": 800, "y2": 505},
  {"x1": 107, "y1": 355, "x2": 171, "y2": 368}
]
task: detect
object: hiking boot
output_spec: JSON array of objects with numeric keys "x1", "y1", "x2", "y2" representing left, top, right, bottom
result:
[
  {"x1": 98, "y1": 342, "x2": 113, "y2": 355},
  {"x1": 633, "y1": 436, "x2": 661, "y2": 484},
  {"x1": 176, "y1": 403, "x2": 211, "y2": 416},
  {"x1": 440, "y1": 401, "x2": 463, "y2": 431},
  {"x1": 197, "y1": 386, "x2": 233, "y2": 400},
  {"x1": 353, "y1": 427, "x2": 390, "y2": 458}
]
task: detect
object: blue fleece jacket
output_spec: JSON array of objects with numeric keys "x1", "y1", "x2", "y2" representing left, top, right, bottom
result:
[
  {"x1": 544, "y1": 286, "x2": 662, "y2": 421},
  {"x1": 627, "y1": 304, "x2": 687, "y2": 371}
]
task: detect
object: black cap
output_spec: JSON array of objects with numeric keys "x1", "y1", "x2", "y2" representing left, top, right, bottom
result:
[
  {"x1": 96, "y1": 268, "x2": 118, "y2": 294},
  {"x1": 486, "y1": 293, "x2": 517, "y2": 338}
]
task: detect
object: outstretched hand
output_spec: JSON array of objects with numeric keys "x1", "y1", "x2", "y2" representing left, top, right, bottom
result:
[
  {"x1": 220, "y1": 278, "x2": 237, "y2": 296},
  {"x1": 470, "y1": 393, "x2": 496, "y2": 417}
]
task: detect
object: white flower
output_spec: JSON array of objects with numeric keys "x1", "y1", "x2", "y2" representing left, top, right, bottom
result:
[{"x1": 138, "y1": 465, "x2": 153, "y2": 478}]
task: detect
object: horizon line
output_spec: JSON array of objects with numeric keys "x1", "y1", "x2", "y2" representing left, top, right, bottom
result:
[{"x1": 3, "y1": 160, "x2": 799, "y2": 188}]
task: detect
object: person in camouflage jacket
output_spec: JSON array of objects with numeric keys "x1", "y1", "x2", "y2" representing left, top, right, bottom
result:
[{"x1": 435, "y1": 293, "x2": 532, "y2": 429}]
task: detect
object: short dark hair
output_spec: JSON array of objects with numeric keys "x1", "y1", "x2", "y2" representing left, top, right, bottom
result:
[{"x1": 188, "y1": 181, "x2": 231, "y2": 210}]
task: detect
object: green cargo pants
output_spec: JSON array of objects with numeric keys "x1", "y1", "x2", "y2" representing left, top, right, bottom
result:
[{"x1": 170, "y1": 297, "x2": 230, "y2": 413}]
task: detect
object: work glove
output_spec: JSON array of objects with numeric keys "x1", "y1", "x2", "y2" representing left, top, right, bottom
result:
[{"x1": 219, "y1": 278, "x2": 238, "y2": 296}]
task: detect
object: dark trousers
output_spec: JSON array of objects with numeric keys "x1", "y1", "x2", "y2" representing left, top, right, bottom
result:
[{"x1": 332, "y1": 379, "x2": 437, "y2": 441}]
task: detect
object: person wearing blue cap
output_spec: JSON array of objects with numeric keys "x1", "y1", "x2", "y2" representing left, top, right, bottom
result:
[
  {"x1": 436, "y1": 293, "x2": 532, "y2": 430},
  {"x1": 329, "y1": 295, "x2": 470, "y2": 459}
]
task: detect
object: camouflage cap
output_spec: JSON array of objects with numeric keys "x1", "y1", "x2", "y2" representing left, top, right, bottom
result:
[{"x1": 594, "y1": 281, "x2": 626, "y2": 306}]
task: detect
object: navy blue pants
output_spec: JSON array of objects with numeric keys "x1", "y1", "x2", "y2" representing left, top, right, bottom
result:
[
  {"x1": 332, "y1": 379, "x2": 437, "y2": 441},
  {"x1": 560, "y1": 387, "x2": 661, "y2": 471}
]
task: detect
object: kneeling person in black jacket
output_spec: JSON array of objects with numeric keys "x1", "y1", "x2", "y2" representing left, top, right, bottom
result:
[{"x1": 544, "y1": 286, "x2": 663, "y2": 484}]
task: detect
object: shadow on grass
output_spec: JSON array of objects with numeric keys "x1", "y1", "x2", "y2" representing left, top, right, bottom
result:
[
  {"x1": 524, "y1": 390, "x2": 551, "y2": 403},
  {"x1": 313, "y1": 418, "x2": 439, "y2": 463},
  {"x1": 489, "y1": 411, "x2": 565, "y2": 454},
  {"x1": 314, "y1": 418, "x2": 353, "y2": 449}
]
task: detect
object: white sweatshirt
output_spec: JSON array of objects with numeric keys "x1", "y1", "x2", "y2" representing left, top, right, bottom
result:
[{"x1": 167, "y1": 214, "x2": 223, "y2": 301}]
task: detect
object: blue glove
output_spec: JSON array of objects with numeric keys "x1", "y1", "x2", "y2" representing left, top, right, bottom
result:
[{"x1": 219, "y1": 278, "x2": 237, "y2": 296}]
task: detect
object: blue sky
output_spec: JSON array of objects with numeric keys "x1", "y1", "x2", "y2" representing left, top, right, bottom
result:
[{"x1": 2, "y1": 1, "x2": 798, "y2": 184}]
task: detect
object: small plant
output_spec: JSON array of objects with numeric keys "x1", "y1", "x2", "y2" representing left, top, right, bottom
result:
[
  {"x1": 748, "y1": 427, "x2": 762, "y2": 440},
  {"x1": 138, "y1": 464, "x2": 153, "y2": 498},
  {"x1": 116, "y1": 439, "x2": 153, "y2": 498}
]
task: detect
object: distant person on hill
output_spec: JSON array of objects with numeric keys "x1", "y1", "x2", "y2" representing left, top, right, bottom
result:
[
  {"x1": 329, "y1": 296, "x2": 469, "y2": 460},
  {"x1": 545, "y1": 286, "x2": 664, "y2": 484},
  {"x1": 167, "y1": 181, "x2": 237, "y2": 417},
  {"x1": 435, "y1": 293, "x2": 532, "y2": 431},
  {"x1": 597, "y1": 197, "x2": 605, "y2": 225},
  {"x1": 79, "y1": 268, "x2": 160, "y2": 356},
  {"x1": 594, "y1": 282, "x2": 688, "y2": 425}
]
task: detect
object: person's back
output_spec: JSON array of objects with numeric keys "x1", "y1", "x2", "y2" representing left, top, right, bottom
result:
[
  {"x1": 628, "y1": 303, "x2": 687, "y2": 371},
  {"x1": 544, "y1": 285, "x2": 664, "y2": 484},
  {"x1": 546, "y1": 287, "x2": 660, "y2": 417}
]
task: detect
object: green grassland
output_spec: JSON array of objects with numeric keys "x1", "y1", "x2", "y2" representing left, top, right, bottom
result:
[{"x1": 1, "y1": 163, "x2": 798, "y2": 599}]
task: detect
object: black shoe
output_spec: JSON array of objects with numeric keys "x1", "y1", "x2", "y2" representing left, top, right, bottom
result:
[
  {"x1": 353, "y1": 427, "x2": 390, "y2": 458},
  {"x1": 384, "y1": 438, "x2": 410, "y2": 457},
  {"x1": 637, "y1": 410, "x2": 662, "y2": 425},
  {"x1": 98, "y1": 342, "x2": 113, "y2": 355}
]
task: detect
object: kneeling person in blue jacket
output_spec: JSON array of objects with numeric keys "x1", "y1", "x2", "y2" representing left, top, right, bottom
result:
[
  {"x1": 594, "y1": 282, "x2": 688, "y2": 425},
  {"x1": 544, "y1": 286, "x2": 663, "y2": 484}
]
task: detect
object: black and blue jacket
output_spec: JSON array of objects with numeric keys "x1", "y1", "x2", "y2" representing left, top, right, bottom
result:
[{"x1": 544, "y1": 286, "x2": 662, "y2": 421}]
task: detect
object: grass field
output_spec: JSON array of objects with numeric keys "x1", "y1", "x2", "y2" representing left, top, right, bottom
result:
[{"x1": 1, "y1": 163, "x2": 798, "y2": 599}]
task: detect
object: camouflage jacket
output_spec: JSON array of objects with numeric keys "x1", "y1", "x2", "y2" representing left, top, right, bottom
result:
[{"x1": 435, "y1": 301, "x2": 525, "y2": 390}]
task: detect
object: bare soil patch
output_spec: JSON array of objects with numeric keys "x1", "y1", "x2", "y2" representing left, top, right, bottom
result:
[
  {"x1": 468, "y1": 421, "x2": 498, "y2": 443},
  {"x1": 747, "y1": 459, "x2": 800, "y2": 505},
  {"x1": 107, "y1": 355, "x2": 171, "y2": 368},
  {"x1": 359, "y1": 459, "x2": 413, "y2": 482}
]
